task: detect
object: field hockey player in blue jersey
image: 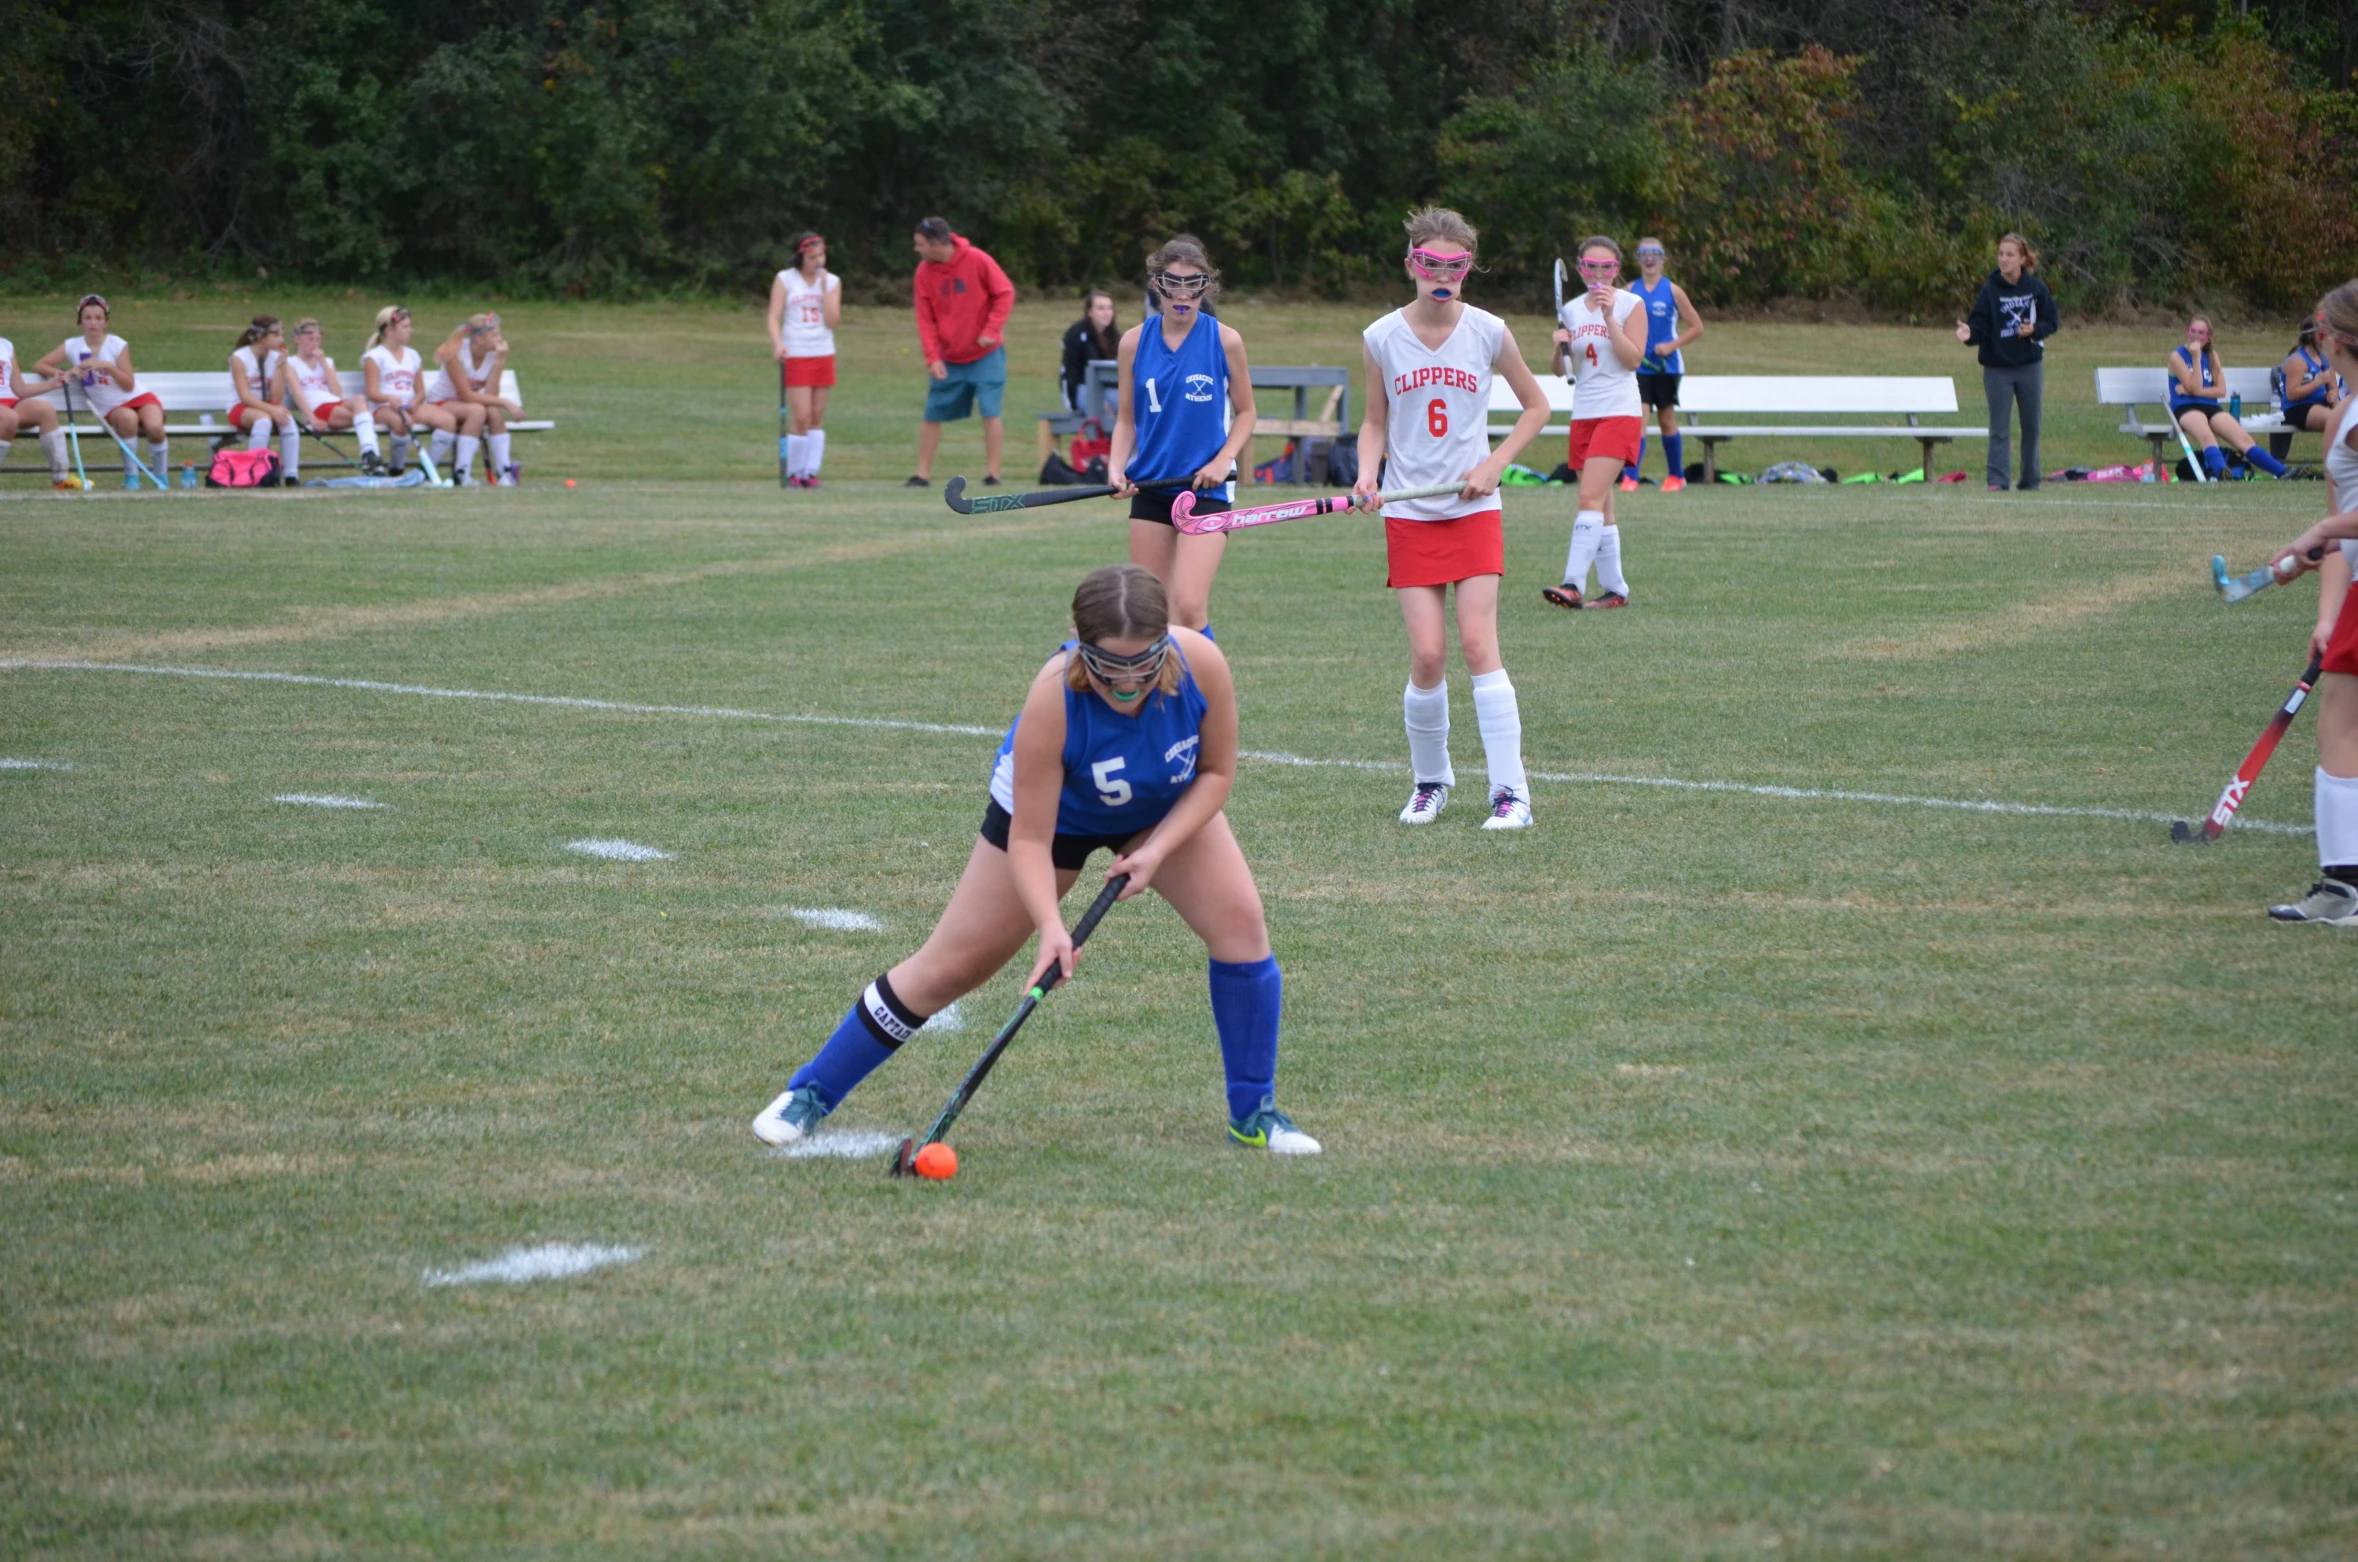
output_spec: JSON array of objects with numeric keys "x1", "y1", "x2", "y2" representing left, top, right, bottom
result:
[
  {"x1": 1624, "y1": 237, "x2": 1703, "y2": 492},
  {"x1": 1106, "y1": 236, "x2": 1257, "y2": 634},
  {"x1": 753, "y1": 563, "x2": 1319, "y2": 1156}
]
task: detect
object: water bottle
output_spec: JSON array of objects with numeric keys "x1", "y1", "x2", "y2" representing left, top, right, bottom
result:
[
  {"x1": 2229, "y1": 391, "x2": 2242, "y2": 420},
  {"x1": 181, "y1": 463, "x2": 199, "y2": 489}
]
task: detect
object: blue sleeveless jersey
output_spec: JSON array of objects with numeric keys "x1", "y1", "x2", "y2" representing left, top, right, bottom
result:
[
  {"x1": 2168, "y1": 345, "x2": 2219, "y2": 413},
  {"x1": 2285, "y1": 347, "x2": 2337, "y2": 414},
  {"x1": 988, "y1": 645, "x2": 1209, "y2": 836},
  {"x1": 1127, "y1": 313, "x2": 1232, "y2": 494},
  {"x1": 1632, "y1": 276, "x2": 1682, "y2": 375}
]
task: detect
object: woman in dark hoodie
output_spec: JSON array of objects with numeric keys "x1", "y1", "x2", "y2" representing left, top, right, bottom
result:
[
  {"x1": 1955, "y1": 234, "x2": 2058, "y2": 491},
  {"x1": 1060, "y1": 289, "x2": 1120, "y2": 419}
]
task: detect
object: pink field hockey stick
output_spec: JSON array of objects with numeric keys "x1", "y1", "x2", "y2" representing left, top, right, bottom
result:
[{"x1": 1170, "y1": 482, "x2": 1464, "y2": 535}]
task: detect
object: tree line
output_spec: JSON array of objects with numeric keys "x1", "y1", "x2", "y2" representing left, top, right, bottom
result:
[{"x1": 6, "y1": 0, "x2": 2353, "y2": 314}]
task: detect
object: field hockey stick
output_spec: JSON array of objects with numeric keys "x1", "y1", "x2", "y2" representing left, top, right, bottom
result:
[
  {"x1": 2175, "y1": 417, "x2": 2211, "y2": 483},
  {"x1": 942, "y1": 475, "x2": 1118, "y2": 514},
  {"x1": 2171, "y1": 656, "x2": 2323, "y2": 843},
  {"x1": 56, "y1": 379, "x2": 89, "y2": 490},
  {"x1": 1170, "y1": 482, "x2": 1465, "y2": 536},
  {"x1": 65, "y1": 375, "x2": 166, "y2": 490},
  {"x1": 889, "y1": 872, "x2": 1129, "y2": 1178},
  {"x1": 2214, "y1": 546, "x2": 2329, "y2": 604},
  {"x1": 1553, "y1": 257, "x2": 1566, "y2": 318},
  {"x1": 778, "y1": 360, "x2": 790, "y2": 488}
]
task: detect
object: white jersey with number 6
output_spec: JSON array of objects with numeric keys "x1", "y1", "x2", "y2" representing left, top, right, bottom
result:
[
  {"x1": 1364, "y1": 304, "x2": 1505, "y2": 523},
  {"x1": 1559, "y1": 288, "x2": 1643, "y2": 420}
]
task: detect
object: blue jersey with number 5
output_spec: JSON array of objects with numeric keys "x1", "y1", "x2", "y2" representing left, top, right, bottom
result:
[
  {"x1": 989, "y1": 644, "x2": 1207, "y2": 836},
  {"x1": 1128, "y1": 313, "x2": 1232, "y2": 493}
]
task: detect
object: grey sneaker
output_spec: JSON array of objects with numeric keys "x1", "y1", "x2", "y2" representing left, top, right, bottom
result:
[
  {"x1": 752, "y1": 1085, "x2": 828, "y2": 1145},
  {"x1": 1229, "y1": 1099, "x2": 1321, "y2": 1155},
  {"x1": 2267, "y1": 879, "x2": 2358, "y2": 925}
]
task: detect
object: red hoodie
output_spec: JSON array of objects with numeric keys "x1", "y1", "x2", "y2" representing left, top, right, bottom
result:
[{"x1": 913, "y1": 235, "x2": 1015, "y2": 366}]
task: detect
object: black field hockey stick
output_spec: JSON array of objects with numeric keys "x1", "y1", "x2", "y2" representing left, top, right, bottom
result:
[
  {"x1": 942, "y1": 474, "x2": 1117, "y2": 514},
  {"x1": 778, "y1": 360, "x2": 790, "y2": 489},
  {"x1": 2172, "y1": 656, "x2": 2324, "y2": 843},
  {"x1": 889, "y1": 872, "x2": 1129, "y2": 1177},
  {"x1": 2214, "y1": 546, "x2": 2329, "y2": 604}
]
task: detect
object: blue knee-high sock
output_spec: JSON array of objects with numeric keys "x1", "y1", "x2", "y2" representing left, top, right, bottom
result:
[
  {"x1": 1207, "y1": 955, "x2": 1281, "y2": 1123},
  {"x1": 788, "y1": 976, "x2": 921, "y2": 1111},
  {"x1": 2202, "y1": 445, "x2": 2228, "y2": 477},
  {"x1": 1624, "y1": 436, "x2": 1644, "y2": 482},
  {"x1": 1664, "y1": 432, "x2": 1684, "y2": 478},
  {"x1": 2246, "y1": 446, "x2": 2287, "y2": 477}
]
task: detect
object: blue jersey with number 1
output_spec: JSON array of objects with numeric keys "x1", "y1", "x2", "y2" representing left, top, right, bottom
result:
[
  {"x1": 1128, "y1": 313, "x2": 1232, "y2": 494},
  {"x1": 989, "y1": 644, "x2": 1208, "y2": 836},
  {"x1": 1632, "y1": 275, "x2": 1682, "y2": 375}
]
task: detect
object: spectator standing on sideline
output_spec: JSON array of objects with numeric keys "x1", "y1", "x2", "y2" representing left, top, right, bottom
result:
[
  {"x1": 907, "y1": 216, "x2": 1015, "y2": 489},
  {"x1": 1955, "y1": 234, "x2": 2057, "y2": 491},
  {"x1": 1061, "y1": 289, "x2": 1120, "y2": 420}
]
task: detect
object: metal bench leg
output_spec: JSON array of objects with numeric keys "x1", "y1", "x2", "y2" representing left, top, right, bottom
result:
[
  {"x1": 1702, "y1": 439, "x2": 1720, "y2": 483},
  {"x1": 2269, "y1": 430, "x2": 2293, "y2": 463},
  {"x1": 1918, "y1": 437, "x2": 1935, "y2": 480}
]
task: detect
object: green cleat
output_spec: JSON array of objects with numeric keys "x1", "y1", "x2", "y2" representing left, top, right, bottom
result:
[{"x1": 1229, "y1": 1100, "x2": 1322, "y2": 1155}]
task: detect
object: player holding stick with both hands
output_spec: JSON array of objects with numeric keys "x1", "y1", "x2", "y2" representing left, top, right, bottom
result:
[{"x1": 1354, "y1": 206, "x2": 1553, "y2": 829}]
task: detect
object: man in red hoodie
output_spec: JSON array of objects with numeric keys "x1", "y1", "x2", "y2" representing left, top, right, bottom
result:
[{"x1": 908, "y1": 216, "x2": 1017, "y2": 488}]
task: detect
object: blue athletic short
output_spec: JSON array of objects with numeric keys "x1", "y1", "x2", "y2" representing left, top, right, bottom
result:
[{"x1": 925, "y1": 346, "x2": 1007, "y2": 423}]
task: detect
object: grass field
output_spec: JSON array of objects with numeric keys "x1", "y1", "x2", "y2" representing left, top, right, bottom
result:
[{"x1": 3, "y1": 302, "x2": 2355, "y2": 1559}]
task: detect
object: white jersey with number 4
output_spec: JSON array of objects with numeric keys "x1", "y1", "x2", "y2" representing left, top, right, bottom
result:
[
  {"x1": 59, "y1": 335, "x2": 138, "y2": 416},
  {"x1": 1365, "y1": 304, "x2": 1505, "y2": 523},
  {"x1": 1559, "y1": 288, "x2": 1643, "y2": 420},
  {"x1": 364, "y1": 345, "x2": 421, "y2": 408},
  {"x1": 777, "y1": 268, "x2": 838, "y2": 357}
]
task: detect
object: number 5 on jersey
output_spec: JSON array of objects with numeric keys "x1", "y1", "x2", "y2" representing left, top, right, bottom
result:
[{"x1": 1092, "y1": 757, "x2": 1131, "y2": 807}]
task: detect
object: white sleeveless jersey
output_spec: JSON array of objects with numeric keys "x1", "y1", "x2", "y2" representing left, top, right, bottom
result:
[
  {"x1": 424, "y1": 341, "x2": 494, "y2": 403},
  {"x1": 2327, "y1": 398, "x2": 2358, "y2": 569},
  {"x1": 778, "y1": 268, "x2": 838, "y2": 357},
  {"x1": 60, "y1": 335, "x2": 138, "y2": 416},
  {"x1": 1558, "y1": 288, "x2": 1644, "y2": 419},
  {"x1": 0, "y1": 338, "x2": 16, "y2": 399},
  {"x1": 228, "y1": 345, "x2": 283, "y2": 413},
  {"x1": 364, "y1": 344, "x2": 421, "y2": 407},
  {"x1": 1364, "y1": 304, "x2": 1506, "y2": 522},
  {"x1": 288, "y1": 355, "x2": 341, "y2": 415}
]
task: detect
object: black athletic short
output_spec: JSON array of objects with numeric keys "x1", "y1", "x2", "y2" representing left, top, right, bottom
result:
[
  {"x1": 980, "y1": 798, "x2": 1138, "y2": 870},
  {"x1": 1129, "y1": 486, "x2": 1232, "y2": 527},
  {"x1": 1637, "y1": 372, "x2": 1681, "y2": 410}
]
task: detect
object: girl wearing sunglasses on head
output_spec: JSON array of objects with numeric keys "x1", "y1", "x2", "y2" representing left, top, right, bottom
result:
[
  {"x1": 752, "y1": 563, "x2": 1318, "y2": 1156},
  {"x1": 1353, "y1": 205, "x2": 1553, "y2": 831},
  {"x1": 1544, "y1": 236, "x2": 1648, "y2": 612},
  {"x1": 2168, "y1": 315, "x2": 2290, "y2": 481},
  {"x1": 1106, "y1": 236, "x2": 1257, "y2": 635}
]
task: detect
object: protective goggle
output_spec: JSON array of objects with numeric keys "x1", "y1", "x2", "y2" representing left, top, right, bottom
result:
[
  {"x1": 1075, "y1": 637, "x2": 1169, "y2": 688},
  {"x1": 1152, "y1": 271, "x2": 1210, "y2": 299},
  {"x1": 1635, "y1": 247, "x2": 1665, "y2": 259},
  {"x1": 1407, "y1": 249, "x2": 1474, "y2": 282},
  {"x1": 1576, "y1": 258, "x2": 1620, "y2": 276}
]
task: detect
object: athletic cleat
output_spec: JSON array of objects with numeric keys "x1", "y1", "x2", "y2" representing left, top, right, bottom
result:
[
  {"x1": 1660, "y1": 475, "x2": 1686, "y2": 493},
  {"x1": 1541, "y1": 583, "x2": 1584, "y2": 610},
  {"x1": 54, "y1": 477, "x2": 86, "y2": 491},
  {"x1": 498, "y1": 463, "x2": 522, "y2": 487},
  {"x1": 1617, "y1": 475, "x2": 1639, "y2": 492},
  {"x1": 982, "y1": 475, "x2": 1002, "y2": 487},
  {"x1": 1398, "y1": 781, "x2": 1449, "y2": 824},
  {"x1": 752, "y1": 1085, "x2": 828, "y2": 1145},
  {"x1": 2267, "y1": 879, "x2": 2358, "y2": 925},
  {"x1": 1481, "y1": 787, "x2": 1532, "y2": 830},
  {"x1": 1230, "y1": 1100, "x2": 1321, "y2": 1155},
  {"x1": 801, "y1": 476, "x2": 822, "y2": 490},
  {"x1": 1590, "y1": 591, "x2": 1629, "y2": 609},
  {"x1": 359, "y1": 449, "x2": 386, "y2": 477},
  {"x1": 903, "y1": 474, "x2": 930, "y2": 488}
]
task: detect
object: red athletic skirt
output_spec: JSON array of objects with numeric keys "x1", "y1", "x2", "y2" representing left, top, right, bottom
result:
[
  {"x1": 229, "y1": 403, "x2": 271, "y2": 430},
  {"x1": 784, "y1": 355, "x2": 836, "y2": 388},
  {"x1": 114, "y1": 392, "x2": 162, "y2": 415},
  {"x1": 1569, "y1": 415, "x2": 1643, "y2": 467},
  {"x1": 1386, "y1": 509, "x2": 1503, "y2": 588},
  {"x1": 2325, "y1": 582, "x2": 2358, "y2": 677}
]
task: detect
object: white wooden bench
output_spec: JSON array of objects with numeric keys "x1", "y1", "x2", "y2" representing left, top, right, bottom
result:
[
  {"x1": 1488, "y1": 375, "x2": 1983, "y2": 480},
  {"x1": 2093, "y1": 366, "x2": 2284, "y2": 473},
  {"x1": 10, "y1": 368, "x2": 550, "y2": 476}
]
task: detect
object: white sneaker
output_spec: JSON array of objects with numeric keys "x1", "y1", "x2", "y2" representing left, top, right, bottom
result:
[
  {"x1": 1398, "y1": 782, "x2": 1449, "y2": 824},
  {"x1": 1481, "y1": 787, "x2": 1532, "y2": 830},
  {"x1": 752, "y1": 1085, "x2": 827, "y2": 1145}
]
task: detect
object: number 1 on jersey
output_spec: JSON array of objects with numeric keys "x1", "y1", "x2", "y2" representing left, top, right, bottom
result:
[{"x1": 1144, "y1": 378, "x2": 1162, "y2": 415}]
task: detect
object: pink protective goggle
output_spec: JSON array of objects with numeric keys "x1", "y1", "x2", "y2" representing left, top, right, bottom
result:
[
  {"x1": 1408, "y1": 248, "x2": 1473, "y2": 281},
  {"x1": 1576, "y1": 258, "x2": 1619, "y2": 275}
]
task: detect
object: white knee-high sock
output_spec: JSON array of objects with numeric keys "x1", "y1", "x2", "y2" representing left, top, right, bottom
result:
[
  {"x1": 390, "y1": 435, "x2": 412, "y2": 469},
  {"x1": 487, "y1": 432, "x2": 512, "y2": 476},
  {"x1": 429, "y1": 430, "x2": 454, "y2": 464},
  {"x1": 455, "y1": 434, "x2": 480, "y2": 482},
  {"x1": 247, "y1": 418, "x2": 273, "y2": 452},
  {"x1": 786, "y1": 433, "x2": 808, "y2": 477},
  {"x1": 353, "y1": 406, "x2": 379, "y2": 457},
  {"x1": 40, "y1": 428, "x2": 68, "y2": 478},
  {"x1": 1596, "y1": 523, "x2": 1628, "y2": 595},
  {"x1": 2318, "y1": 767, "x2": 2358, "y2": 870},
  {"x1": 1469, "y1": 668, "x2": 1527, "y2": 797},
  {"x1": 147, "y1": 441, "x2": 170, "y2": 481},
  {"x1": 1563, "y1": 510, "x2": 1604, "y2": 591},
  {"x1": 1404, "y1": 680, "x2": 1455, "y2": 788},
  {"x1": 807, "y1": 429, "x2": 825, "y2": 475},
  {"x1": 279, "y1": 423, "x2": 301, "y2": 478}
]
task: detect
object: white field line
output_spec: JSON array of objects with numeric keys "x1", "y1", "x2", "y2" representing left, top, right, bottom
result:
[
  {"x1": 1, "y1": 758, "x2": 72, "y2": 770},
  {"x1": 0, "y1": 658, "x2": 2310, "y2": 836},
  {"x1": 778, "y1": 1130, "x2": 905, "y2": 1161},
  {"x1": 567, "y1": 838, "x2": 672, "y2": 862},
  {"x1": 274, "y1": 792, "x2": 385, "y2": 809},
  {"x1": 424, "y1": 1242, "x2": 642, "y2": 1287},
  {"x1": 787, "y1": 907, "x2": 884, "y2": 932},
  {"x1": 927, "y1": 1001, "x2": 968, "y2": 1032}
]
